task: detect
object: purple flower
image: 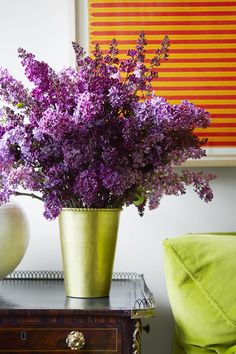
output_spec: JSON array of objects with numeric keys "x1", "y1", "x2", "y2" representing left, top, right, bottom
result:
[
  {"x1": 0, "y1": 68, "x2": 30, "y2": 106},
  {"x1": 37, "y1": 108, "x2": 73, "y2": 139},
  {"x1": 73, "y1": 92, "x2": 104, "y2": 122},
  {"x1": 43, "y1": 191, "x2": 63, "y2": 220},
  {"x1": 73, "y1": 169, "x2": 99, "y2": 207},
  {"x1": 0, "y1": 32, "x2": 215, "y2": 219}
]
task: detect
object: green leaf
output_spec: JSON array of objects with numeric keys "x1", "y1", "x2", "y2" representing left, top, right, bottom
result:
[
  {"x1": 16, "y1": 102, "x2": 25, "y2": 108},
  {"x1": 134, "y1": 194, "x2": 145, "y2": 206}
]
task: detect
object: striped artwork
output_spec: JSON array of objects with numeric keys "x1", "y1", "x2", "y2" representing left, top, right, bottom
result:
[{"x1": 89, "y1": 0, "x2": 236, "y2": 158}]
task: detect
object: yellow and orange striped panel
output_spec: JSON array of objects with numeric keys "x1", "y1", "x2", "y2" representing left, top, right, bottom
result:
[{"x1": 89, "y1": 0, "x2": 236, "y2": 148}]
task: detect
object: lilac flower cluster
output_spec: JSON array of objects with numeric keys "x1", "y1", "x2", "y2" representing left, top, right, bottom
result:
[{"x1": 0, "y1": 32, "x2": 214, "y2": 219}]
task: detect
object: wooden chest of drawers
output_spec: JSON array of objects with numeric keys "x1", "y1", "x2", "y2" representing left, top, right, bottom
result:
[{"x1": 0, "y1": 272, "x2": 154, "y2": 353}]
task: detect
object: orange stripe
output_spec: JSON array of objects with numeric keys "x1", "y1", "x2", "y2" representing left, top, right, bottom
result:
[
  {"x1": 91, "y1": 39, "x2": 236, "y2": 44},
  {"x1": 153, "y1": 58, "x2": 236, "y2": 63},
  {"x1": 207, "y1": 141, "x2": 236, "y2": 146},
  {"x1": 117, "y1": 56, "x2": 236, "y2": 63},
  {"x1": 157, "y1": 77, "x2": 236, "y2": 81},
  {"x1": 154, "y1": 86, "x2": 236, "y2": 90},
  {"x1": 170, "y1": 48, "x2": 236, "y2": 53},
  {"x1": 171, "y1": 39, "x2": 236, "y2": 44},
  {"x1": 200, "y1": 104, "x2": 236, "y2": 108},
  {"x1": 92, "y1": 30, "x2": 236, "y2": 35},
  {"x1": 91, "y1": 20, "x2": 236, "y2": 25},
  {"x1": 161, "y1": 95, "x2": 236, "y2": 99},
  {"x1": 157, "y1": 67, "x2": 236, "y2": 72},
  {"x1": 95, "y1": 48, "x2": 236, "y2": 54},
  {"x1": 91, "y1": 11, "x2": 236, "y2": 16},
  {"x1": 121, "y1": 49, "x2": 236, "y2": 54},
  {"x1": 91, "y1": 20, "x2": 236, "y2": 26}
]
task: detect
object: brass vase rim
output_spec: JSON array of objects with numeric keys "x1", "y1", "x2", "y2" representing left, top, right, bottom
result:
[{"x1": 61, "y1": 207, "x2": 122, "y2": 212}]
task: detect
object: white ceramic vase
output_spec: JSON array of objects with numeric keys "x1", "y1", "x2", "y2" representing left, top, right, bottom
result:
[{"x1": 0, "y1": 203, "x2": 29, "y2": 279}]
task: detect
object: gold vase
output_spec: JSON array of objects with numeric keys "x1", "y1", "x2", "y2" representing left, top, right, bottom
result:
[{"x1": 59, "y1": 208, "x2": 121, "y2": 298}]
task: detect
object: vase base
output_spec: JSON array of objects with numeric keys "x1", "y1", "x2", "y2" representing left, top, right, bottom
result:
[
  {"x1": 64, "y1": 287, "x2": 111, "y2": 299},
  {"x1": 66, "y1": 295, "x2": 109, "y2": 299}
]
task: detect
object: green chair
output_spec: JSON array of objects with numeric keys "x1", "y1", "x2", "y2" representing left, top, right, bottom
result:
[{"x1": 163, "y1": 233, "x2": 236, "y2": 354}]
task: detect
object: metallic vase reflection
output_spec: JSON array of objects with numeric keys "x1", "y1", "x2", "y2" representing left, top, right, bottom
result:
[{"x1": 59, "y1": 208, "x2": 121, "y2": 298}]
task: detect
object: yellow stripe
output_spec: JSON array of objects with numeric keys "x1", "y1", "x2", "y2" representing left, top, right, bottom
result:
[
  {"x1": 90, "y1": 16, "x2": 236, "y2": 22},
  {"x1": 164, "y1": 99, "x2": 236, "y2": 104},
  {"x1": 158, "y1": 72, "x2": 236, "y2": 77},
  {"x1": 158, "y1": 95, "x2": 236, "y2": 100},
  {"x1": 169, "y1": 44, "x2": 236, "y2": 48},
  {"x1": 108, "y1": 60, "x2": 236, "y2": 67},
  {"x1": 160, "y1": 99, "x2": 236, "y2": 106},
  {"x1": 153, "y1": 81, "x2": 236, "y2": 86},
  {"x1": 91, "y1": 13, "x2": 236, "y2": 18},
  {"x1": 90, "y1": 34, "x2": 236, "y2": 40},
  {"x1": 157, "y1": 90, "x2": 236, "y2": 94},
  {"x1": 211, "y1": 118, "x2": 236, "y2": 122},
  {"x1": 90, "y1": 25, "x2": 236, "y2": 31},
  {"x1": 92, "y1": 43, "x2": 236, "y2": 50}
]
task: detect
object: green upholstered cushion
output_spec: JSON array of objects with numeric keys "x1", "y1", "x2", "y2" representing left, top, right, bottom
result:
[{"x1": 163, "y1": 233, "x2": 236, "y2": 354}]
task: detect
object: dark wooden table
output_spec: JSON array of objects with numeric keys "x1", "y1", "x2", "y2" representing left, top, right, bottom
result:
[{"x1": 0, "y1": 271, "x2": 155, "y2": 354}]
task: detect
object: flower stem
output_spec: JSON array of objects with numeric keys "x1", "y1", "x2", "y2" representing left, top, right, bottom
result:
[{"x1": 13, "y1": 191, "x2": 43, "y2": 201}]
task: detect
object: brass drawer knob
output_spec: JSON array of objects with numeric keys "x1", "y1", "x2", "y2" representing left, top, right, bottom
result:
[{"x1": 66, "y1": 331, "x2": 85, "y2": 350}]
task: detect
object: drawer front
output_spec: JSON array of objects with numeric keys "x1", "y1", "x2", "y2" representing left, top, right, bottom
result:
[{"x1": 0, "y1": 327, "x2": 119, "y2": 352}]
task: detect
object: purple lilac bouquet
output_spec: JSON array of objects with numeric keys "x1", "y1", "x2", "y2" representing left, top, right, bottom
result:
[{"x1": 0, "y1": 32, "x2": 214, "y2": 219}]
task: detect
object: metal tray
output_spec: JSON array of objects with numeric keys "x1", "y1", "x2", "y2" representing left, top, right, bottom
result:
[{"x1": 0, "y1": 271, "x2": 155, "y2": 319}]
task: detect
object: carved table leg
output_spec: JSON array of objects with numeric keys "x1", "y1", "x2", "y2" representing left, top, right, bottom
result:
[{"x1": 132, "y1": 320, "x2": 142, "y2": 354}]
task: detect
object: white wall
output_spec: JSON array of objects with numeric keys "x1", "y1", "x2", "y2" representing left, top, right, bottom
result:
[{"x1": 1, "y1": 1, "x2": 236, "y2": 353}]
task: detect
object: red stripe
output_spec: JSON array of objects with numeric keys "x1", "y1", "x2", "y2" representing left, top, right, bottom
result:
[
  {"x1": 163, "y1": 58, "x2": 236, "y2": 63},
  {"x1": 206, "y1": 141, "x2": 236, "y2": 146},
  {"x1": 172, "y1": 49, "x2": 236, "y2": 54},
  {"x1": 154, "y1": 86, "x2": 236, "y2": 90},
  {"x1": 126, "y1": 57, "x2": 236, "y2": 63},
  {"x1": 172, "y1": 39, "x2": 236, "y2": 44},
  {"x1": 157, "y1": 67, "x2": 236, "y2": 72},
  {"x1": 91, "y1": 39, "x2": 236, "y2": 45},
  {"x1": 92, "y1": 30, "x2": 236, "y2": 35},
  {"x1": 211, "y1": 114, "x2": 236, "y2": 118},
  {"x1": 91, "y1": 20, "x2": 236, "y2": 27},
  {"x1": 91, "y1": 20, "x2": 236, "y2": 25},
  {"x1": 121, "y1": 57, "x2": 236, "y2": 66},
  {"x1": 210, "y1": 123, "x2": 236, "y2": 127},
  {"x1": 94, "y1": 48, "x2": 236, "y2": 54},
  {"x1": 91, "y1": 11, "x2": 236, "y2": 17},
  {"x1": 200, "y1": 104, "x2": 236, "y2": 108},
  {"x1": 164, "y1": 95, "x2": 236, "y2": 99},
  {"x1": 91, "y1": 2, "x2": 236, "y2": 8},
  {"x1": 196, "y1": 132, "x2": 236, "y2": 136},
  {"x1": 169, "y1": 48, "x2": 236, "y2": 53},
  {"x1": 120, "y1": 48, "x2": 236, "y2": 54},
  {"x1": 157, "y1": 77, "x2": 236, "y2": 82}
]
